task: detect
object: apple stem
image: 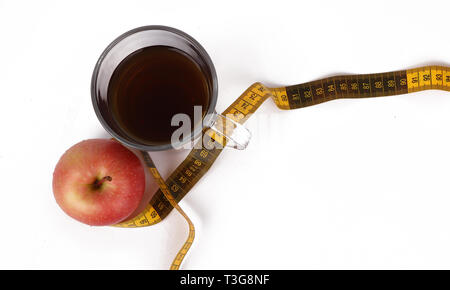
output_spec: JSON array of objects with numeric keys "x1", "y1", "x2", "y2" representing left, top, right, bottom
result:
[{"x1": 92, "y1": 176, "x2": 112, "y2": 189}]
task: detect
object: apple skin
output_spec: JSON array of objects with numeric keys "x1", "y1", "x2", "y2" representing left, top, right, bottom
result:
[{"x1": 53, "y1": 139, "x2": 146, "y2": 226}]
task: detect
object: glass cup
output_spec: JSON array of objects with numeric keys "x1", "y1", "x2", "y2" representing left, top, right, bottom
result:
[{"x1": 91, "y1": 25, "x2": 251, "y2": 151}]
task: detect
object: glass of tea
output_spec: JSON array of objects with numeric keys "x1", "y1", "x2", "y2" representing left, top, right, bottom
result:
[{"x1": 91, "y1": 25, "x2": 251, "y2": 151}]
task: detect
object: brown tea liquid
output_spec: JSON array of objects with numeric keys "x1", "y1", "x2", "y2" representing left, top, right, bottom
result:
[{"x1": 108, "y1": 46, "x2": 210, "y2": 145}]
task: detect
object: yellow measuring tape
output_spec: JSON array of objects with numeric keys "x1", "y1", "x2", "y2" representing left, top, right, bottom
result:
[{"x1": 115, "y1": 65, "x2": 450, "y2": 269}]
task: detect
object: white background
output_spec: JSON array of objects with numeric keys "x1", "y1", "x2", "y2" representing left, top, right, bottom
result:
[{"x1": 1, "y1": 0, "x2": 450, "y2": 269}]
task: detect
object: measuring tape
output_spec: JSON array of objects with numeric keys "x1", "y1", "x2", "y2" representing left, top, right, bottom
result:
[{"x1": 114, "y1": 65, "x2": 450, "y2": 269}]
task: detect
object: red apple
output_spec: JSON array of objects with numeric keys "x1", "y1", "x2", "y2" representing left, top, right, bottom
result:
[{"x1": 52, "y1": 139, "x2": 146, "y2": 226}]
